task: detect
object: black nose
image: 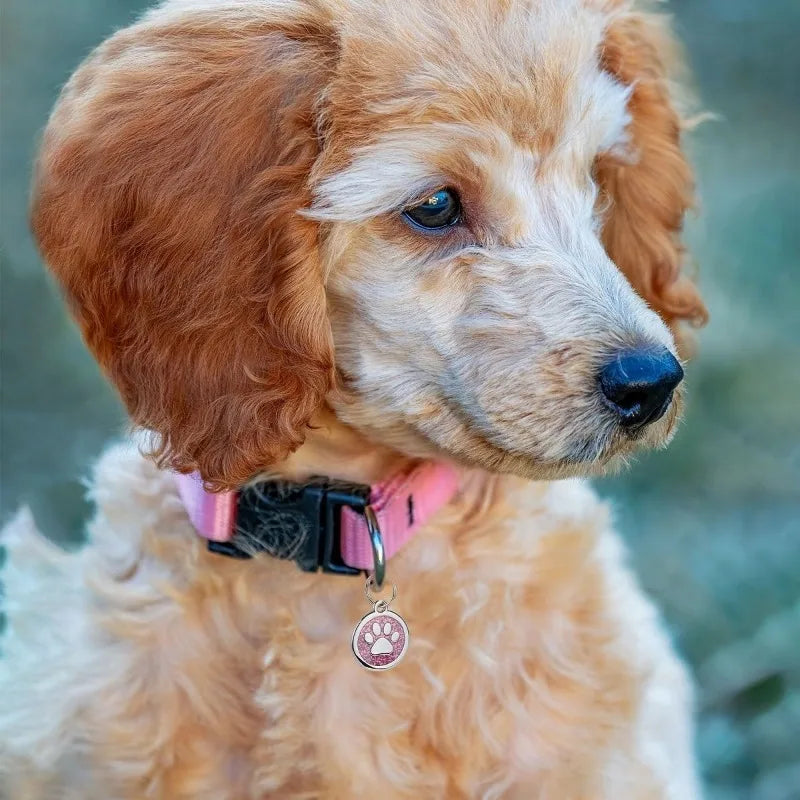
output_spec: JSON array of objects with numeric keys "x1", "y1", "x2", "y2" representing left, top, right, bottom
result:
[{"x1": 599, "y1": 348, "x2": 683, "y2": 429}]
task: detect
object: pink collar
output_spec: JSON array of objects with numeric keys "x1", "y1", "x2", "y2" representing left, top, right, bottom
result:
[{"x1": 175, "y1": 461, "x2": 459, "y2": 576}]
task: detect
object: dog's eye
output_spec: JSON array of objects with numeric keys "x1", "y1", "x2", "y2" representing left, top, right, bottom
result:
[{"x1": 403, "y1": 189, "x2": 461, "y2": 231}]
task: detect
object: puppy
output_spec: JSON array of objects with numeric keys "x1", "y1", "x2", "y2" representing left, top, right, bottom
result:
[{"x1": 0, "y1": 0, "x2": 708, "y2": 797}]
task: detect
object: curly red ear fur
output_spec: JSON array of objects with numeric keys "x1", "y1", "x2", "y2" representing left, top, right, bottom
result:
[
  {"x1": 597, "y1": 11, "x2": 708, "y2": 330},
  {"x1": 31, "y1": 5, "x2": 337, "y2": 490}
]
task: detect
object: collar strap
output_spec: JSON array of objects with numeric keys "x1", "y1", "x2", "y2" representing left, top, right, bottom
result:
[{"x1": 175, "y1": 462, "x2": 459, "y2": 575}]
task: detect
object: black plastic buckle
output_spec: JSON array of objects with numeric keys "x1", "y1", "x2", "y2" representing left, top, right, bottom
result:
[{"x1": 207, "y1": 480, "x2": 369, "y2": 576}]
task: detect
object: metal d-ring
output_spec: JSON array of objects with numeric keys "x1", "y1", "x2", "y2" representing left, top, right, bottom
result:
[{"x1": 363, "y1": 505, "x2": 386, "y2": 590}]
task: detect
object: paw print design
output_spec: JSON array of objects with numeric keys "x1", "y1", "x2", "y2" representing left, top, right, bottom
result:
[
  {"x1": 352, "y1": 611, "x2": 409, "y2": 670},
  {"x1": 364, "y1": 621, "x2": 400, "y2": 655}
]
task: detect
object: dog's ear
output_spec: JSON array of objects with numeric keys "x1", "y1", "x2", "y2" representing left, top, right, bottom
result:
[
  {"x1": 597, "y1": 11, "x2": 708, "y2": 331},
  {"x1": 32, "y1": 4, "x2": 338, "y2": 490}
]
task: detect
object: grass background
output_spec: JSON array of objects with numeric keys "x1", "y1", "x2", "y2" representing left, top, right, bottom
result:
[{"x1": 2, "y1": 1, "x2": 798, "y2": 796}]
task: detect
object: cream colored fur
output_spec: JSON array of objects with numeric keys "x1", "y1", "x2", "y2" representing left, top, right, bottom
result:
[{"x1": 1, "y1": 427, "x2": 699, "y2": 798}]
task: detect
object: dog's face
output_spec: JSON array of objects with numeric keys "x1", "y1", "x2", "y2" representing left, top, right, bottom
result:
[
  {"x1": 32, "y1": 0, "x2": 707, "y2": 488},
  {"x1": 312, "y1": 1, "x2": 686, "y2": 478}
]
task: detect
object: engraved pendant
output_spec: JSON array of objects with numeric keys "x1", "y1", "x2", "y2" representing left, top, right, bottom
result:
[{"x1": 352, "y1": 581, "x2": 409, "y2": 670}]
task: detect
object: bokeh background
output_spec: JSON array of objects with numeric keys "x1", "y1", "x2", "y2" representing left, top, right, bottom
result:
[{"x1": 2, "y1": 1, "x2": 798, "y2": 796}]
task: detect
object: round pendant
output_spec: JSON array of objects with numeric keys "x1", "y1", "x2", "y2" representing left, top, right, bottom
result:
[{"x1": 352, "y1": 609, "x2": 409, "y2": 670}]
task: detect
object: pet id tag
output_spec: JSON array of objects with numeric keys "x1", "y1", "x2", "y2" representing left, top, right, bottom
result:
[{"x1": 352, "y1": 578, "x2": 409, "y2": 670}]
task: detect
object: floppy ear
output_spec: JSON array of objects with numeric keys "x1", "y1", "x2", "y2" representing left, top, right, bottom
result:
[
  {"x1": 31, "y1": 3, "x2": 337, "y2": 490},
  {"x1": 597, "y1": 11, "x2": 708, "y2": 330}
]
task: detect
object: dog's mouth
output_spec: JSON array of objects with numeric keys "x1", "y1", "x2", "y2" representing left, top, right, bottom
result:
[
  {"x1": 405, "y1": 384, "x2": 684, "y2": 481},
  {"x1": 546, "y1": 389, "x2": 685, "y2": 474},
  {"x1": 333, "y1": 369, "x2": 684, "y2": 482}
]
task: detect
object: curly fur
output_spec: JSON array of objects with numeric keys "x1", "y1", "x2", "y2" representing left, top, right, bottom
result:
[
  {"x1": 31, "y1": 2, "x2": 337, "y2": 489},
  {"x1": 2, "y1": 0, "x2": 706, "y2": 797},
  {"x1": 1, "y1": 436, "x2": 699, "y2": 798},
  {"x1": 598, "y1": 10, "x2": 708, "y2": 328}
]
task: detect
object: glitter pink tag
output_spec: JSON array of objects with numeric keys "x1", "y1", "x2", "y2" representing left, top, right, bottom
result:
[{"x1": 352, "y1": 610, "x2": 409, "y2": 670}]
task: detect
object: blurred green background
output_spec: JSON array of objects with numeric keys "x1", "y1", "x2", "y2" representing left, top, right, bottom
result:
[{"x1": 1, "y1": 1, "x2": 798, "y2": 797}]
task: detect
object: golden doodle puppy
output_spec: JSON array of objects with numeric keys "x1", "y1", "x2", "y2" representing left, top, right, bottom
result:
[{"x1": 1, "y1": 0, "x2": 708, "y2": 797}]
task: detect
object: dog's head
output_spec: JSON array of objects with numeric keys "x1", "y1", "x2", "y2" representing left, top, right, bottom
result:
[{"x1": 33, "y1": 0, "x2": 707, "y2": 489}]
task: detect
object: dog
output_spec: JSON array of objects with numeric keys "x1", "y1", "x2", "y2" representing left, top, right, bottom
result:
[{"x1": 0, "y1": 0, "x2": 709, "y2": 797}]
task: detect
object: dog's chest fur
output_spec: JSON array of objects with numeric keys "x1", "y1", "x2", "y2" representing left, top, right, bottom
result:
[{"x1": 0, "y1": 440, "x2": 696, "y2": 799}]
